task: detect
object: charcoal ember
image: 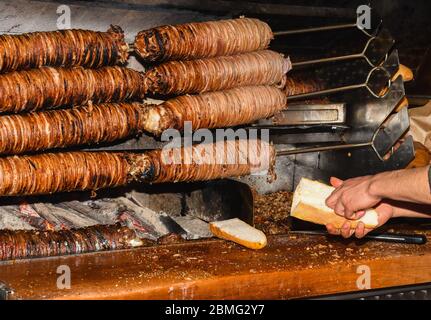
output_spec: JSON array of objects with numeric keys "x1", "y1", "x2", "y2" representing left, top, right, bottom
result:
[
  {"x1": 118, "y1": 211, "x2": 160, "y2": 241},
  {"x1": 127, "y1": 190, "x2": 183, "y2": 217},
  {"x1": 2, "y1": 204, "x2": 55, "y2": 231},
  {"x1": 59, "y1": 200, "x2": 120, "y2": 225},
  {"x1": 32, "y1": 203, "x2": 74, "y2": 230},
  {"x1": 0, "y1": 207, "x2": 34, "y2": 231},
  {"x1": 115, "y1": 197, "x2": 182, "y2": 240},
  {"x1": 33, "y1": 203, "x2": 99, "y2": 229}
]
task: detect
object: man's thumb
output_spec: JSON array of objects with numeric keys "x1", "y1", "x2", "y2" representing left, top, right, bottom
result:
[{"x1": 330, "y1": 177, "x2": 343, "y2": 188}]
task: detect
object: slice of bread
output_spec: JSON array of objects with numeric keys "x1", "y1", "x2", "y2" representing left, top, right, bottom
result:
[
  {"x1": 291, "y1": 178, "x2": 379, "y2": 229},
  {"x1": 210, "y1": 218, "x2": 267, "y2": 249}
]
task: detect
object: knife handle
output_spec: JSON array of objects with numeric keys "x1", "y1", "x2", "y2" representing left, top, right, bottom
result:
[{"x1": 365, "y1": 233, "x2": 427, "y2": 244}]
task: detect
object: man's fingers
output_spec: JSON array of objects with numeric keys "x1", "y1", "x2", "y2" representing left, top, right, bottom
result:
[
  {"x1": 334, "y1": 200, "x2": 345, "y2": 216},
  {"x1": 355, "y1": 222, "x2": 366, "y2": 238},
  {"x1": 328, "y1": 222, "x2": 370, "y2": 239},
  {"x1": 341, "y1": 221, "x2": 352, "y2": 238},
  {"x1": 330, "y1": 177, "x2": 344, "y2": 188},
  {"x1": 375, "y1": 203, "x2": 395, "y2": 226},
  {"x1": 325, "y1": 190, "x2": 339, "y2": 208},
  {"x1": 326, "y1": 224, "x2": 340, "y2": 235},
  {"x1": 353, "y1": 210, "x2": 366, "y2": 220},
  {"x1": 343, "y1": 204, "x2": 356, "y2": 219},
  {"x1": 326, "y1": 177, "x2": 344, "y2": 208}
]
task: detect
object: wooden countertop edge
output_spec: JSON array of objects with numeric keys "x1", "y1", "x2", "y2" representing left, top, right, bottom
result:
[
  {"x1": 1, "y1": 234, "x2": 431, "y2": 299},
  {"x1": 43, "y1": 254, "x2": 431, "y2": 300}
]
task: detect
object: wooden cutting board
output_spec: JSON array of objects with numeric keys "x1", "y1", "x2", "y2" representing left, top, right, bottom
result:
[{"x1": 1, "y1": 231, "x2": 431, "y2": 299}]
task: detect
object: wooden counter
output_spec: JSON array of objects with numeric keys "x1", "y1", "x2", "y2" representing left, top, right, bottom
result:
[{"x1": 1, "y1": 231, "x2": 431, "y2": 299}]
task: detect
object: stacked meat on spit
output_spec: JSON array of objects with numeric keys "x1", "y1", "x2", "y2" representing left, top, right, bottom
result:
[{"x1": 0, "y1": 17, "x2": 291, "y2": 197}]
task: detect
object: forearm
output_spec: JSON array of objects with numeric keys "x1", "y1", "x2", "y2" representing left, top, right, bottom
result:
[
  {"x1": 391, "y1": 201, "x2": 431, "y2": 218},
  {"x1": 370, "y1": 166, "x2": 431, "y2": 204}
]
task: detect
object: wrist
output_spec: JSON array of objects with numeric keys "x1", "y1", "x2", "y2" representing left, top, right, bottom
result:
[
  {"x1": 391, "y1": 206, "x2": 402, "y2": 218},
  {"x1": 368, "y1": 173, "x2": 387, "y2": 199}
]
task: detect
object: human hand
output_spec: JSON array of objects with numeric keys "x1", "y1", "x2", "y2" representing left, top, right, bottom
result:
[
  {"x1": 325, "y1": 176, "x2": 382, "y2": 220},
  {"x1": 325, "y1": 202, "x2": 394, "y2": 238},
  {"x1": 325, "y1": 177, "x2": 393, "y2": 238}
]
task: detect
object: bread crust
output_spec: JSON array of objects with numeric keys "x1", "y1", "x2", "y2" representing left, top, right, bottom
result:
[
  {"x1": 291, "y1": 202, "x2": 378, "y2": 229},
  {"x1": 209, "y1": 222, "x2": 267, "y2": 250}
]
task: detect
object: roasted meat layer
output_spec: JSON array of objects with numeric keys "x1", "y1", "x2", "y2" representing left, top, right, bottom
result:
[
  {"x1": 0, "y1": 66, "x2": 144, "y2": 113},
  {"x1": 135, "y1": 18, "x2": 273, "y2": 62},
  {"x1": 0, "y1": 26, "x2": 128, "y2": 73},
  {"x1": 144, "y1": 50, "x2": 290, "y2": 95}
]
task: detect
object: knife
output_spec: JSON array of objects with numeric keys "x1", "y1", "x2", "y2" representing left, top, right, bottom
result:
[{"x1": 290, "y1": 230, "x2": 427, "y2": 244}]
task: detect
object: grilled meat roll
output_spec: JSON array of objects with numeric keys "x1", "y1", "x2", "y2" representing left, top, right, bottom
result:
[
  {"x1": 0, "y1": 66, "x2": 145, "y2": 113},
  {"x1": 0, "y1": 102, "x2": 147, "y2": 155},
  {"x1": 144, "y1": 50, "x2": 290, "y2": 95},
  {"x1": 0, "y1": 224, "x2": 145, "y2": 261},
  {"x1": 138, "y1": 139, "x2": 275, "y2": 184},
  {"x1": 135, "y1": 17, "x2": 273, "y2": 62},
  {"x1": 143, "y1": 86, "x2": 287, "y2": 135},
  {"x1": 0, "y1": 26, "x2": 128, "y2": 73},
  {"x1": 0, "y1": 86, "x2": 285, "y2": 155},
  {"x1": 0, "y1": 140, "x2": 274, "y2": 196},
  {"x1": 0, "y1": 152, "x2": 130, "y2": 196}
]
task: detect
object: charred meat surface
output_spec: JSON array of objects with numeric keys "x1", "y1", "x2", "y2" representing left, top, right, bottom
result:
[
  {"x1": 143, "y1": 86, "x2": 287, "y2": 135},
  {"x1": 0, "y1": 140, "x2": 274, "y2": 196},
  {"x1": 0, "y1": 26, "x2": 129, "y2": 73},
  {"x1": 0, "y1": 86, "x2": 286, "y2": 155},
  {"x1": 135, "y1": 18, "x2": 273, "y2": 62},
  {"x1": 0, "y1": 152, "x2": 131, "y2": 196},
  {"x1": 0, "y1": 224, "x2": 148, "y2": 261},
  {"x1": 0, "y1": 66, "x2": 145, "y2": 113},
  {"x1": 144, "y1": 50, "x2": 290, "y2": 95},
  {"x1": 0, "y1": 102, "x2": 147, "y2": 155},
  {"x1": 134, "y1": 139, "x2": 276, "y2": 184},
  {"x1": 283, "y1": 74, "x2": 325, "y2": 97}
]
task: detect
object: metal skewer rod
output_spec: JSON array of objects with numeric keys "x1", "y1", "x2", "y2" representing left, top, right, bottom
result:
[
  {"x1": 292, "y1": 53, "x2": 363, "y2": 67},
  {"x1": 276, "y1": 142, "x2": 372, "y2": 156},
  {"x1": 291, "y1": 35, "x2": 379, "y2": 68},
  {"x1": 274, "y1": 19, "x2": 381, "y2": 38},
  {"x1": 273, "y1": 23, "x2": 357, "y2": 36},
  {"x1": 287, "y1": 66, "x2": 391, "y2": 101}
]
